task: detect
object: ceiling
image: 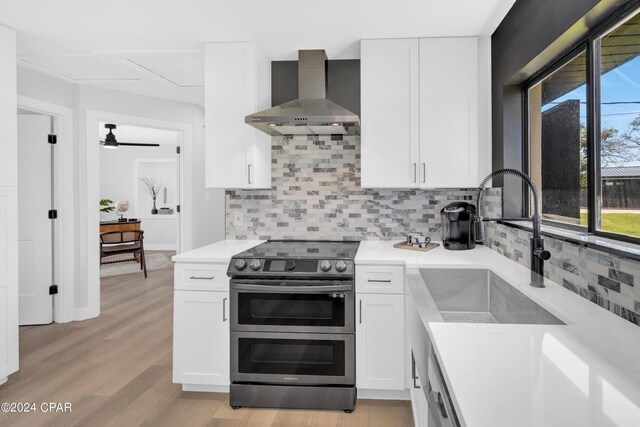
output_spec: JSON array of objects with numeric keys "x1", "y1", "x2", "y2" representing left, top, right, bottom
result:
[{"x1": 0, "y1": 0, "x2": 516, "y2": 107}]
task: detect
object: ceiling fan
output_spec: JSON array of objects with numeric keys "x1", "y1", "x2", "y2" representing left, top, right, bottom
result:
[{"x1": 100, "y1": 124, "x2": 160, "y2": 149}]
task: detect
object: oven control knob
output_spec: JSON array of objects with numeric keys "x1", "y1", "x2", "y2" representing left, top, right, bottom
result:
[
  {"x1": 285, "y1": 260, "x2": 296, "y2": 270},
  {"x1": 335, "y1": 260, "x2": 348, "y2": 272},
  {"x1": 234, "y1": 259, "x2": 247, "y2": 271},
  {"x1": 319, "y1": 260, "x2": 332, "y2": 272},
  {"x1": 249, "y1": 259, "x2": 263, "y2": 271}
]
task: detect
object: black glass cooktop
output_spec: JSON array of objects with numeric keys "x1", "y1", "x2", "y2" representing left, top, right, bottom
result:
[{"x1": 233, "y1": 240, "x2": 360, "y2": 260}]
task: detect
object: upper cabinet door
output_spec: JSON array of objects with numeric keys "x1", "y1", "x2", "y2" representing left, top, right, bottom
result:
[
  {"x1": 205, "y1": 42, "x2": 271, "y2": 189},
  {"x1": 419, "y1": 38, "x2": 480, "y2": 188},
  {"x1": 361, "y1": 39, "x2": 420, "y2": 188}
]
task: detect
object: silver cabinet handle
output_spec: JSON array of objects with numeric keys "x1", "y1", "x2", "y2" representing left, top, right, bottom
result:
[
  {"x1": 222, "y1": 297, "x2": 227, "y2": 321},
  {"x1": 248, "y1": 164, "x2": 252, "y2": 185},
  {"x1": 422, "y1": 163, "x2": 426, "y2": 183},
  {"x1": 435, "y1": 391, "x2": 448, "y2": 418},
  {"x1": 413, "y1": 163, "x2": 417, "y2": 183},
  {"x1": 367, "y1": 279, "x2": 391, "y2": 283},
  {"x1": 189, "y1": 275, "x2": 215, "y2": 280},
  {"x1": 359, "y1": 299, "x2": 362, "y2": 324}
]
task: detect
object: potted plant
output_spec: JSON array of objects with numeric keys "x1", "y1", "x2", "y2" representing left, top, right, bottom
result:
[{"x1": 100, "y1": 199, "x2": 115, "y2": 214}]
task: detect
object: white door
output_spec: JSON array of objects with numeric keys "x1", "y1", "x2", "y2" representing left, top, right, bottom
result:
[
  {"x1": 18, "y1": 115, "x2": 53, "y2": 325},
  {"x1": 173, "y1": 290, "x2": 229, "y2": 385},
  {"x1": 419, "y1": 38, "x2": 479, "y2": 188},
  {"x1": 361, "y1": 38, "x2": 420, "y2": 188},
  {"x1": 356, "y1": 293, "x2": 405, "y2": 390}
]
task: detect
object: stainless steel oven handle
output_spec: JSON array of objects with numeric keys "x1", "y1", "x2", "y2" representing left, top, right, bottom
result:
[{"x1": 231, "y1": 283, "x2": 352, "y2": 293}]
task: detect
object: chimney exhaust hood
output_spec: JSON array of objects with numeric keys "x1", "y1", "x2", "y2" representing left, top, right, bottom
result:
[{"x1": 245, "y1": 50, "x2": 360, "y2": 137}]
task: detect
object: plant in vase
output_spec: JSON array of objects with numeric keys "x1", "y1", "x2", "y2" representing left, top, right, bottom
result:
[
  {"x1": 100, "y1": 199, "x2": 115, "y2": 214},
  {"x1": 140, "y1": 178, "x2": 161, "y2": 215}
]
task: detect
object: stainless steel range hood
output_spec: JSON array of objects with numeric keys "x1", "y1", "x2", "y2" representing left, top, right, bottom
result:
[{"x1": 245, "y1": 50, "x2": 360, "y2": 136}]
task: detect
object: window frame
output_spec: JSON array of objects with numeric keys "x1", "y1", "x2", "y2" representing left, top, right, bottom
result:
[{"x1": 522, "y1": 4, "x2": 640, "y2": 246}]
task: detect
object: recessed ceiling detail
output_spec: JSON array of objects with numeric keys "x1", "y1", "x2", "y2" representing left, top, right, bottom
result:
[
  {"x1": 19, "y1": 54, "x2": 141, "y2": 81},
  {"x1": 18, "y1": 50, "x2": 205, "y2": 106}
]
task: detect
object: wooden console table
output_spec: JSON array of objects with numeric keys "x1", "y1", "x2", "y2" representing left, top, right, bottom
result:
[{"x1": 100, "y1": 220, "x2": 142, "y2": 262}]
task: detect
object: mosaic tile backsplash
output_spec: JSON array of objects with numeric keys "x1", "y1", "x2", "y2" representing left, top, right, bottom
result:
[
  {"x1": 484, "y1": 222, "x2": 640, "y2": 326},
  {"x1": 226, "y1": 135, "x2": 501, "y2": 241},
  {"x1": 225, "y1": 133, "x2": 639, "y2": 326}
]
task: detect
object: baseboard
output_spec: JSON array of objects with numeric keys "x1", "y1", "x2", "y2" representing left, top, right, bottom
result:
[
  {"x1": 357, "y1": 388, "x2": 410, "y2": 400},
  {"x1": 0, "y1": 376, "x2": 7, "y2": 386},
  {"x1": 145, "y1": 244, "x2": 177, "y2": 251},
  {"x1": 182, "y1": 384, "x2": 229, "y2": 393},
  {"x1": 72, "y1": 306, "x2": 100, "y2": 322}
]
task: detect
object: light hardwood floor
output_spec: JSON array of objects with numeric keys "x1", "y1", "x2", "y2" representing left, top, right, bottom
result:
[{"x1": 0, "y1": 251, "x2": 413, "y2": 427}]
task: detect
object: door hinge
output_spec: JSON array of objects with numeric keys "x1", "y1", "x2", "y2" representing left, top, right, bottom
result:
[
  {"x1": 177, "y1": 205, "x2": 181, "y2": 213},
  {"x1": 48, "y1": 134, "x2": 57, "y2": 144},
  {"x1": 176, "y1": 146, "x2": 181, "y2": 154},
  {"x1": 49, "y1": 285, "x2": 58, "y2": 295},
  {"x1": 48, "y1": 209, "x2": 58, "y2": 219}
]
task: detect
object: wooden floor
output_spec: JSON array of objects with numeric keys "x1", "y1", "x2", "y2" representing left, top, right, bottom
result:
[{"x1": 0, "y1": 252, "x2": 413, "y2": 427}]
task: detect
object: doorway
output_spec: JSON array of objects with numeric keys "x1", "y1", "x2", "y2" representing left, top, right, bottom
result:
[
  {"x1": 98, "y1": 123, "x2": 182, "y2": 280},
  {"x1": 17, "y1": 111, "x2": 54, "y2": 325}
]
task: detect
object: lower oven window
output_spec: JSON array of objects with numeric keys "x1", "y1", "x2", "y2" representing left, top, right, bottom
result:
[
  {"x1": 238, "y1": 338, "x2": 345, "y2": 376},
  {"x1": 238, "y1": 293, "x2": 345, "y2": 327}
]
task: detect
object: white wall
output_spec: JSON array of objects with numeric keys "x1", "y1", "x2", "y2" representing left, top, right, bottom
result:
[
  {"x1": 0, "y1": 24, "x2": 18, "y2": 382},
  {"x1": 99, "y1": 125, "x2": 180, "y2": 250},
  {"x1": 17, "y1": 67, "x2": 226, "y2": 321},
  {"x1": 17, "y1": 66, "x2": 75, "y2": 109}
]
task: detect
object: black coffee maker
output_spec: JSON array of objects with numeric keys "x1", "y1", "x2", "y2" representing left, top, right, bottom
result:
[{"x1": 441, "y1": 202, "x2": 476, "y2": 250}]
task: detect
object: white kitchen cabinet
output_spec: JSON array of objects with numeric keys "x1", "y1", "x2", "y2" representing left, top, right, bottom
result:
[
  {"x1": 205, "y1": 42, "x2": 271, "y2": 189},
  {"x1": 420, "y1": 38, "x2": 480, "y2": 188},
  {"x1": 174, "y1": 262, "x2": 229, "y2": 292},
  {"x1": 173, "y1": 290, "x2": 229, "y2": 387},
  {"x1": 410, "y1": 370, "x2": 429, "y2": 427},
  {"x1": 356, "y1": 293, "x2": 405, "y2": 390},
  {"x1": 360, "y1": 38, "x2": 420, "y2": 188},
  {"x1": 361, "y1": 37, "x2": 490, "y2": 189},
  {"x1": 356, "y1": 265, "x2": 405, "y2": 294}
]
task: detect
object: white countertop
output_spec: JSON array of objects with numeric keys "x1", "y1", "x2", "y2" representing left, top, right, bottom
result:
[
  {"x1": 171, "y1": 239, "x2": 265, "y2": 263},
  {"x1": 358, "y1": 240, "x2": 640, "y2": 427}
]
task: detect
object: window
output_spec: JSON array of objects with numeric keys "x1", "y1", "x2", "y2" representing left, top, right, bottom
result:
[
  {"x1": 526, "y1": 7, "x2": 640, "y2": 242},
  {"x1": 528, "y1": 50, "x2": 588, "y2": 228},
  {"x1": 598, "y1": 13, "x2": 640, "y2": 238}
]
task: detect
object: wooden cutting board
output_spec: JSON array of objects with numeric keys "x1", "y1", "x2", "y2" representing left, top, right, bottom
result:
[{"x1": 393, "y1": 241, "x2": 440, "y2": 252}]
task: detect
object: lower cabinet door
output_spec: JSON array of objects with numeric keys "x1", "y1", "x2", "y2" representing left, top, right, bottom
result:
[
  {"x1": 173, "y1": 290, "x2": 229, "y2": 385},
  {"x1": 356, "y1": 293, "x2": 404, "y2": 390}
]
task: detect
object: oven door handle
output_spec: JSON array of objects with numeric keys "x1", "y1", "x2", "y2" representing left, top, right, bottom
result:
[{"x1": 231, "y1": 283, "x2": 352, "y2": 293}]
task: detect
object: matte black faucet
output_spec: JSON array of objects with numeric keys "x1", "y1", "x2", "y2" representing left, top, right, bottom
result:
[{"x1": 474, "y1": 168, "x2": 551, "y2": 288}]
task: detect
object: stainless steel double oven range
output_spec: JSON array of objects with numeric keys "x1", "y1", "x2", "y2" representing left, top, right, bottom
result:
[{"x1": 227, "y1": 240, "x2": 359, "y2": 412}]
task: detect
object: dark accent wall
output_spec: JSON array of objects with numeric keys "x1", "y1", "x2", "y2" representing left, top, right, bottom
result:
[
  {"x1": 271, "y1": 60, "x2": 360, "y2": 115},
  {"x1": 491, "y1": 0, "x2": 628, "y2": 216}
]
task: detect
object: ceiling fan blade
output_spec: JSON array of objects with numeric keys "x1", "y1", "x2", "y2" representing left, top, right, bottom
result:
[{"x1": 117, "y1": 142, "x2": 160, "y2": 147}]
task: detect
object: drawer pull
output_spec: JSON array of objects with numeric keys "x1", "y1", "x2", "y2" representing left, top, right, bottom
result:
[
  {"x1": 223, "y1": 297, "x2": 228, "y2": 321},
  {"x1": 367, "y1": 279, "x2": 392, "y2": 283},
  {"x1": 189, "y1": 275, "x2": 215, "y2": 280}
]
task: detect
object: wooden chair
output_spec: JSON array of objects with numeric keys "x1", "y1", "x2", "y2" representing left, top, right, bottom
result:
[{"x1": 100, "y1": 230, "x2": 147, "y2": 278}]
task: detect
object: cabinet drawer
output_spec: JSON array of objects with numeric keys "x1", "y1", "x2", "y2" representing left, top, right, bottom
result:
[
  {"x1": 356, "y1": 265, "x2": 404, "y2": 294},
  {"x1": 175, "y1": 263, "x2": 229, "y2": 291}
]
